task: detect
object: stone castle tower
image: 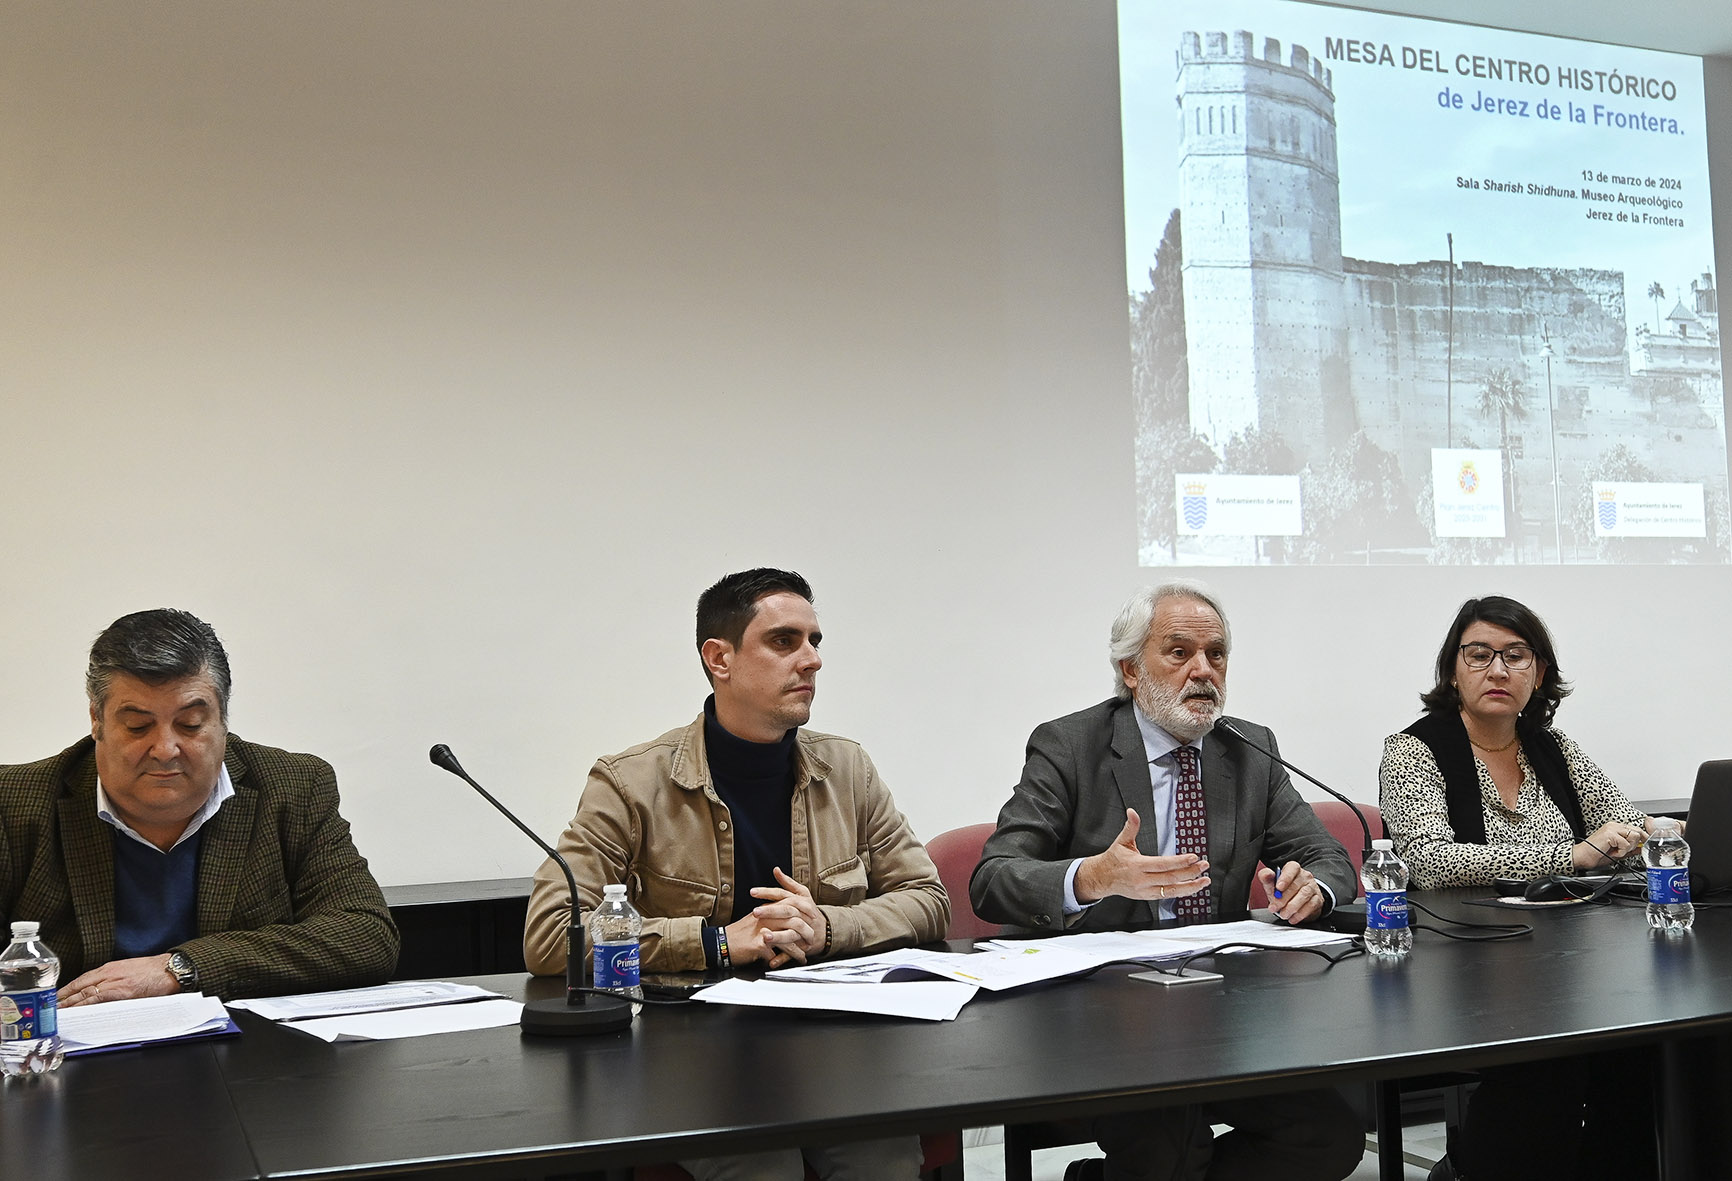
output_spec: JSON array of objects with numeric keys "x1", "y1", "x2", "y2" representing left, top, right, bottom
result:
[{"x1": 1176, "y1": 31, "x2": 1354, "y2": 463}]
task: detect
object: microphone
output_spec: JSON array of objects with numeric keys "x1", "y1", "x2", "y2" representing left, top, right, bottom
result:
[
  {"x1": 1210, "y1": 718, "x2": 1374, "y2": 934},
  {"x1": 429, "y1": 744, "x2": 632, "y2": 1036}
]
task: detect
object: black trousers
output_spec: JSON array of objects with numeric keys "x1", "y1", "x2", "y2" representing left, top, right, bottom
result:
[
  {"x1": 1452, "y1": 1048, "x2": 1657, "y2": 1181},
  {"x1": 1091, "y1": 1088, "x2": 1364, "y2": 1181}
]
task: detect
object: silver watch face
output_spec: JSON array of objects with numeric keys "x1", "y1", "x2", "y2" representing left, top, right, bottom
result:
[{"x1": 168, "y1": 952, "x2": 197, "y2": 987}]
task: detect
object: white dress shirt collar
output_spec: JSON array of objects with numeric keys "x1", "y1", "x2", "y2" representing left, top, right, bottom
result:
[
  {"x1": 1131, "y1": 702, "x2": 1204, "y2": 766},
  {"x1": 97, "y1": 762, "x2": 236, "y2": 852}
]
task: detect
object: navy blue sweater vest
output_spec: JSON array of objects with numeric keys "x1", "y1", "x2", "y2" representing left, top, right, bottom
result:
[{"x1": 111, "y1": 828, "x2": 202, "y2": 959}]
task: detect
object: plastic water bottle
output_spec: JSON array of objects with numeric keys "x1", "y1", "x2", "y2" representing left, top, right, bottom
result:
[
  {"x1": 591, "y1": 884, "x2": 642, "y2": 999},
  {"x1": 1, "y1": 921, "x2": 65, "y2": 1077},
  {"x1": 1645, "y1": 818, "x2": 1694, "y2": 932},
  {"x1": 1361, "y1": 839, "x2": 1412, "y2": 958}
]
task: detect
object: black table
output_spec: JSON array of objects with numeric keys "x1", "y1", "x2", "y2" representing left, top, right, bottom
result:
[
  {"x1": 0, "y1": 1039, "x2": 258, "y2": 1180},
  {"x1": 6, "y1": 890, "x2": 1731, "y2": 1179}
]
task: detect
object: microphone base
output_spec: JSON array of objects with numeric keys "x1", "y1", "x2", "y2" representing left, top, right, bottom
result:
[
  {"x1": 1319, "y1": 901, "x2": 1368, "y2": 935},
  {"x1": 520, "y1": 995, "x2": 635, "y2": 1037}
]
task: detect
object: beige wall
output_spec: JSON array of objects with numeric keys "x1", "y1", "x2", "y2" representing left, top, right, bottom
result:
[{"x1": 1, "y1": 2, "x2": 1729, "y2": 886}]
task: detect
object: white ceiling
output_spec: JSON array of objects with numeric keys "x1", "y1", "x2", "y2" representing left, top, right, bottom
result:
[{"x1": 1326, "y1": 0, "x2": 1732, "y2": 59}]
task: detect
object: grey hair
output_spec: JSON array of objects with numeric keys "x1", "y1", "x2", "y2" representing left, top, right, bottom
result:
[
  {"x1": 1108, "y1": 581, "x2": 1232, "y2": 700},
  {"x1": 87, "y1": 608, "x2": 233, "y2": 721}
]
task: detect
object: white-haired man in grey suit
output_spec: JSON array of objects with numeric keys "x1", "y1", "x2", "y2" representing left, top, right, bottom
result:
[{"x1": 971, "y1": 582, "x2": 1363, "y2": 1181}]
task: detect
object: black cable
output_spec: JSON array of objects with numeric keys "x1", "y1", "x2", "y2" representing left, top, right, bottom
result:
[
  {"x1": 1053, "y1": 939, "x2": 1368, "y2": 982},
  {"x1": 1530, "y1": 871, "x2": 1731, "y2": 908},
  {"x1": 1606, "y1": 879, "x2": 1732, "y2": 908},
  {"x1": 1603, "y1": 890, "x2": 1650, "y2": 908},
  {"x1": 1100, "y1": 941, "x2": 1366, "y2": 978},
  {"x1": 1174, "y1": 941, "x2": 1366, "y2": 972},
  {"x1": 1526, "y1": 873, "x2": 1626, "y2": 904},
  {"x1": 1408, "y1": 897, "x2": 1531, "y2": 941},
  {"x1": 1411, "y1": 921, "x2": 1531, "y2": 941},
  {"x1": 567, "y1": 985, "x2": 694, "y2": 1005},
  {"x1": 1055, "y1": 955, "x2": 1181, "y2": 981}
]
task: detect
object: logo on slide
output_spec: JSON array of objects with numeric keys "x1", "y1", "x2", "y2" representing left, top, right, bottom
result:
[
  {"x1": 1597, "y1": 488, "x2": 1619, "y2": 530},
  {"x1": 1181, "y1": 481, "x2": 1208, "y2": 529},
  {"x1": 1456, "y1": 462, "x2": 1480, "y2": 495}
]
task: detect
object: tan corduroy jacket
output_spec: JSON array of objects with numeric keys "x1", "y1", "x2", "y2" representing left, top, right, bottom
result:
[{"x1": 524, "y1": 714, "x2": 949, "y2": 974}]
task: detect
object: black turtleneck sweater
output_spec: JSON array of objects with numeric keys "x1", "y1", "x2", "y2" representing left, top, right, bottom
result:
[{"x1": 703, "y1": 695, "x2": 796, "y2": 923}]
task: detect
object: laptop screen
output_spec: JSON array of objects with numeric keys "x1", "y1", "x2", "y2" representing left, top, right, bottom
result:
[{"x1": 1684, "y1": 761, "x2": 1732, "y2": 897}]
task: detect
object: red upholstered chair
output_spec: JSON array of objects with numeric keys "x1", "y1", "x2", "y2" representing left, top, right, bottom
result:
[
  {"x1": 1246, "y1": 800, "x2": 1385, "y2": 909},
  {"x1": 924, "y1": 822, "x2": 1005, "y2": 939},
  {"x1": 632, "y1": 1131, "x2": 962, "y2": 1180}
]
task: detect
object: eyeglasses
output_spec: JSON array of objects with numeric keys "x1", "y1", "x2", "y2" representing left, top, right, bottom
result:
[{"x1": 1458, "y1": 642, "x2": 1535, "y2": 671}]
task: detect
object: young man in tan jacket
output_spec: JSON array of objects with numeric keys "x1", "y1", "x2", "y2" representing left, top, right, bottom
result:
[{"x1": 524, "y1": 568, "x2": 948, "y2": 1181}]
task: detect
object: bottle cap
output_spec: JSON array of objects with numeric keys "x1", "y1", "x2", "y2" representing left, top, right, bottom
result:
[
  {"x1": 10, "y1": 921, "x2": 39, "y2": 938},
  {"x1": 1371, "y1": 838, "x2": 1394, "y2": 851},
  {"x1": 602, "y1": 884, "x2": 627, "y2": 900}
]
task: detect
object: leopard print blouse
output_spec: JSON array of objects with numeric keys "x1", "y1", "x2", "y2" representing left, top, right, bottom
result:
[{"x1": 1379, "y1": 727, "x2": 1648, "y2": 889}]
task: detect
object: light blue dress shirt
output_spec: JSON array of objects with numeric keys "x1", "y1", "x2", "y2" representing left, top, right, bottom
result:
[
  {"x1": 1060, "y1": 707, "x2": 1335, "y2": 919},
  {"x1": 1062, "y1": 704, "x2": 1196, "y2": 921}
]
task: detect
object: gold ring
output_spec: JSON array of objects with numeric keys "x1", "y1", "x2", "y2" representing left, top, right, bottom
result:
[{"x1": 1158, "y1": 886, "x2": 1165, "y2": 899}]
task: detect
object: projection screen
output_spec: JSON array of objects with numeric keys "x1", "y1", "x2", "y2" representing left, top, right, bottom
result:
[{"x1": 1122, "y1": 0, "x2": 1727, "y2": 566}]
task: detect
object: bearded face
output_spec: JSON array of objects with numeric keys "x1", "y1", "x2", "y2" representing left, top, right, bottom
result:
[{"x1": 1122, "y1": 596, "x2": 1228, "y2": 742}]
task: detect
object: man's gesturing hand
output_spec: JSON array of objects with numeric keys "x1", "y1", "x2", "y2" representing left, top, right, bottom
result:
[{"x1": 1073, "y1": 808, "x2": 1210, "y2": 905}]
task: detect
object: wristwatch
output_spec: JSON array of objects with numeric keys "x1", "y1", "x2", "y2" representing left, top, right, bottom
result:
[{"x1": 166, "y1": 950, "x2": 199, "y2": 992}]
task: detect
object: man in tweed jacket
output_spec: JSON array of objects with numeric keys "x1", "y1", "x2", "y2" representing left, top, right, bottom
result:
[{"x1": 0, "y1": 609, "x2": 397, "y2": 1004}]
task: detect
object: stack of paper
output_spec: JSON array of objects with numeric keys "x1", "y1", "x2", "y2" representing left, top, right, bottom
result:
[
  {"x1": 768, "y1": 944, "x2": 1108, "y2": 991},
  {"x1": 692, "y1": 979, "x2": 976, "y2": 1021},
  {"x1": 228, "y1": 980, "x2": 504, "y2": 1021},
  {"x1": 277, "y1": 999, "x2": 525, "y2": 1043},
  {"x1": 729, "y1": 919, "x2": 1354, "y2": 1019},
  {"x1": 980, "y1": 919, "x2": 1352, "y2": 961},
  {"x1": 230, "y1": 981, "x2": 521, "y2": 1042},
  {"x1": 60, "y1": 992, "x2": 235, "y2": 1054}
]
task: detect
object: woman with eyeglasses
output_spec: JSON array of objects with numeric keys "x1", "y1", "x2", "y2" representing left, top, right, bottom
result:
[
  {"x1": 1380, "y1": 594, "x2": 1657, "y2": 889},
  {"x1": 1380, "y1": 594, "x2": 1660, "y2": 1181}
]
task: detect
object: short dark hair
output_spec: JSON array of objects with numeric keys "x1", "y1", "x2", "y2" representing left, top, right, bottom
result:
[
  {"x1": 87, "y1": 609, "x2": 233, "y2": 721},
  {"x1": 696, "y1": 569, "x2": 814, "y2": 681},
  {"x1": 1419, "y1": 595, "x2": 1570, "y2": 728}
]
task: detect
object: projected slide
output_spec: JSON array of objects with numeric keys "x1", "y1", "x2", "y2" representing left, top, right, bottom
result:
[{"x1": 1121, "y1": 0, "x2": 1727, "y2": 565}]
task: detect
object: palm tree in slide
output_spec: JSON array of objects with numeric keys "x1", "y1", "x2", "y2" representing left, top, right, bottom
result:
[{"x1": 1478, "y1": 366, "x2": 1530, "y2": 532}]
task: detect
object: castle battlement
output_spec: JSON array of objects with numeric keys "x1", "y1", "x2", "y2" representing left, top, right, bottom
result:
[
  {"x1": 1176, "y1": 27, "x2": 1346, "y2": 463},
  {"x1": 1179, "y1": 30, "x2": 1332, "y2": 94}
]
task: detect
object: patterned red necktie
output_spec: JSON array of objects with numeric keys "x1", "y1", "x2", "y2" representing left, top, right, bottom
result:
[{"x1": 1170, "y1": 746, "x2": 1211, "y2": 922}]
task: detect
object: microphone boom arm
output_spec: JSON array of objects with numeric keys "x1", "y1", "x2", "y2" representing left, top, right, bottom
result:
[
  {"x1": 429, "y1": 743, "x2": 587, "y2": 1006},
  {"x1": 1212, "y1": 719, "x2": 1375, "y2": 859}
]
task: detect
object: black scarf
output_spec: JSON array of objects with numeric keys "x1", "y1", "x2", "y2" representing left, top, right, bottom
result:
[{"x1": 1402, "y1": 710, "x2": 1586, "y2": 844}]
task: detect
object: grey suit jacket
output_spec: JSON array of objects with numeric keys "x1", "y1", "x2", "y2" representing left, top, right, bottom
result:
[
  {"x1": 970, "y1": 699, "x2": 1355, "y2": 931},
  {"x1": 0, "y1": 735, "x2": 398, "y2": 998}
]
